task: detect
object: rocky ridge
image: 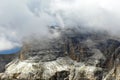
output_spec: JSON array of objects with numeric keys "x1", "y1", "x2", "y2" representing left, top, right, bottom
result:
[{"x1": 0, "y1": 27, "x2": 120, "y2": 80}]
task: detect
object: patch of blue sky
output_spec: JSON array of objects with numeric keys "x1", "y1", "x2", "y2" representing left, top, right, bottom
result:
[{"x1": 0, "y1": 47, "x2": 21, "y2": 54}]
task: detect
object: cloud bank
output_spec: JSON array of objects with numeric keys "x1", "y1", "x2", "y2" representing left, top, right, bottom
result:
[{"x1": 0, "y1": 0, "x2": 120, "y2": 51}]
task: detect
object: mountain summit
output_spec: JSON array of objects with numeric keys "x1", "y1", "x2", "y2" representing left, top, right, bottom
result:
[{"x1": 0, "y1": 27, "x2": 120, "y2": 80}]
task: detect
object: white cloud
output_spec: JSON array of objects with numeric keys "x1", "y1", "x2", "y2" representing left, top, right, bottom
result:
[
  {"x1": 0, "y1": 29, "x2": 20, "y2": 51},
  {"x1": 0, "y1": 25, "x2": 22, "y2": 51},
  {"x1": 0, "y1": 0, "x2": 120, "y2": 51},
  {"x1": 0, "y1": 36, "x2": 19, "y2": 51}
]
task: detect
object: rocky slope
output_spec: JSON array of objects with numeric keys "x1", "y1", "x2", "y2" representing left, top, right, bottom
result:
[
  {"x1": 0, "y1": 27, "x2": 120, "y2": 80},
  {"x1": 0, "y1": 53, "x2": 18, "y2": 73}
]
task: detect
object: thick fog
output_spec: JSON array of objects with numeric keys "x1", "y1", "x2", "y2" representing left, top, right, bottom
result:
[{"x1": 0, "y1": 0, "x2": 120, "y2": 51}]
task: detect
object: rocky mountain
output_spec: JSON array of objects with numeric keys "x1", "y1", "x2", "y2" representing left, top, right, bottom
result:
[{"x1": 0, "y1": 27, "x2": 120, "y2": 80}]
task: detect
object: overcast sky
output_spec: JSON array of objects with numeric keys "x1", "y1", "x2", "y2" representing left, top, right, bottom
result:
[{"x1": 0, "y1": 0, "x2": 120, "y2": 52}]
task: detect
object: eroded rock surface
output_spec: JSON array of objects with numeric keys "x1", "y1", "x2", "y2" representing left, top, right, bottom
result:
[
  {"x1": 0, "y1": 27, "x2": 120, "y2": 80},
  {"x1": 0, "y1": 57, "x2": 103, "y2": 80}
]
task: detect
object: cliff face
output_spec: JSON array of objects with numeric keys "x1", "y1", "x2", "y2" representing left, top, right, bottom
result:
[{"x1": 0, "y1": 27, "x2": 120, "y2": 80}]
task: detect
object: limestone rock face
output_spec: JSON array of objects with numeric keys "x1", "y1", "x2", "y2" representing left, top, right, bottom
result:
[
  {"x1": 0, "y1": 57, "x2": 103, "y2": 80},
  {"x1": 0, "y1": 27, "x2": 120, "y2": 80}
]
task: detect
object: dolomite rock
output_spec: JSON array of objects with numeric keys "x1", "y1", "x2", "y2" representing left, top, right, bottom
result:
[
  {"x1": 0, "y1": 27, "x2": 120, "y2": 80},
  {"x1": 0, "y1": 57, "x2": 103, "y2": 80}
]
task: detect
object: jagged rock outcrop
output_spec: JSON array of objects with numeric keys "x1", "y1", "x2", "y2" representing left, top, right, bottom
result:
[
  {"x1": 0, "y1": 27, "x2": 120, "y2": 80},
  {"x1": 0, "y1": 57, "x2": 103, "y2": 80}
]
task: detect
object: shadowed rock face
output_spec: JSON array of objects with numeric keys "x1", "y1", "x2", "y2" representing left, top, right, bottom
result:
[
  {"x1": 0, "y1": 53, "x2": 18, "y2": 73},
  {"x1": 49, "y1": 71, "x2": 70, "y2": 80},
  {"x1": 0, "y1": 27, "x2": 120, "y2": 80}
]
